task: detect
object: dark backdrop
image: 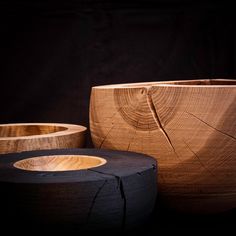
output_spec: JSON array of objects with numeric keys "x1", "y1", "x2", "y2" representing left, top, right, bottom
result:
[{"x1": 0, "y1": 0, "x2": 235, "y2": 146}]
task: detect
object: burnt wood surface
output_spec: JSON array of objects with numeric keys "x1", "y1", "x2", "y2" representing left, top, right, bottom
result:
[{"x1": 0, "y1": 148, "x2": 157, "y2": 233}]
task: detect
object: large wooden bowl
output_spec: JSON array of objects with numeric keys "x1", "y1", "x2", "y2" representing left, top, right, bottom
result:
[
  {"x1": 90, "y1": 79, "x2": 236, "y2": 213},
  {"x1": 0, "y1": 123, "x2": 86, "y2": 154},
  {"x1": 0, "y1": 148, "x2": 157, "y2": 231}
]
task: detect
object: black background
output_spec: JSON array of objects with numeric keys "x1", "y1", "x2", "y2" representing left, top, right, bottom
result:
[{"x1": 0, "y1": 1, "x2": 235, "y2": 233}]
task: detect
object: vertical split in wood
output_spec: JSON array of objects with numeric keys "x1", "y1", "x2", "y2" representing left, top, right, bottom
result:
[
  {"x1": 89, "y1": 169, "x2": 127, "y2": 230},
  {"x1": 146, "y1": 87, "x2": 176, "y2": 152},
  {"x1": 86, "y1": 180, "x2": 108, "y2": 224}
]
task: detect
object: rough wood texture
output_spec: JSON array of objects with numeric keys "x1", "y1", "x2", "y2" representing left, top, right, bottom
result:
[
  {"x1": 0, "y1": 123, "x2": 86, "y2": 154},
  {"x1": 0, "y1": 148, "x2": 157, "y2": 232},
  {"x1": 90, "y1": 79, "x2": 236, "y2": 213}
]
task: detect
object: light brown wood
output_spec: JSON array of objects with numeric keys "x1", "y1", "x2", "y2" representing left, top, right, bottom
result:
[
  {"x1": 90, "y1": 79, "x2": 236, "y2": 213},
  {"x1": 14, "y1": 155, "x2": 106, "y2": 171},
  {"x1": 0, "y1": 123, "x2": 86, "y2": 154}
]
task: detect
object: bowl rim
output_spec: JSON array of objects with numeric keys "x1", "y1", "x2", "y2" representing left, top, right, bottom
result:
[
  {"x1": 13, "y1": 154, "x2": 107, "y2": 172},
  {"x1": 92, "y1": 79, "x2": 236, "y2": 89},
  {"x1": 0, "y1": 123, "x2": 87, "y2": 140}
]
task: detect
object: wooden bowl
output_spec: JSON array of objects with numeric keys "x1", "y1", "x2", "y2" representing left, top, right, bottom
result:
[
  {"x1": 90, "y1": 79, "x2": 236, "y2": 213},
  {"x1": 0, "y1": 123, "x2": 86, "y2": 154},
  {"x1": 0, "y1": 148, "x2": 157, "y2": 231}
]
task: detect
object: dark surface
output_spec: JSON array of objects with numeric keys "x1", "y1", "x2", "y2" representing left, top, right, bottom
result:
[
  {"x1": 130, "y1": 207, "x2": 236, "y2": 236},
  {"x1": 0, "y1": 148, "x2": 157, "y2": 232}
]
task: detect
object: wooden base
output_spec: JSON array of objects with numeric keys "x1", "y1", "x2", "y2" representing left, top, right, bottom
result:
[
  {"x1": 90, "y1": 79, "x2": 236, "y2": 213},
  {"x1": 0, "y1": 123, "x2": 86, "y2": 154}
]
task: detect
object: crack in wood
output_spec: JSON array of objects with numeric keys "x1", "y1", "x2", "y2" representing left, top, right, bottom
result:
[
  {"x1": 186, "y1": 111, "x2": 236, "y2": 141},
  {"x1": 99, "y1": 125, "x2": 115, "y2": 148},
  {"x1": 146, "y1": 88, "x2": 176, "y2": 152},
  {"x1": 146, "y1": 88, "x2": 185, "y2": 165},
  {"x1": 127, "y1": 120, "x2": 138, "y2": 151},
  {"x1": 86, "y1": 180, "x2": 108, "y2": 225},
  {"x1": 101, "y1": 107, "x2": 123, "y2": 123},
  {"x1": 183, "y1": 139, "x2": 216, "y2": 177},
  {"x1": 88, "y1": 169, "x2": 127, "y2": 230}
]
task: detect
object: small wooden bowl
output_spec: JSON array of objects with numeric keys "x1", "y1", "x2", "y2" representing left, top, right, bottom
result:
[
  {"x1": 0, "y1": 123, "x2": 86, "y2": 154},
  {"x1": 90, "y1": 79, "x2": 236, "y2": 213}
]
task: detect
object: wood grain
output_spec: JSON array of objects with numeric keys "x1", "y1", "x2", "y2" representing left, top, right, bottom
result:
[
  {"x1": 90, "y1": 79, "x2": 236, "y2": 213},
  {"x1": 0, "y1": 123, "x2": 86, "y2": 154},
  {"x1": 14, "y1": 155, "x2": 106, "y2": 171}
]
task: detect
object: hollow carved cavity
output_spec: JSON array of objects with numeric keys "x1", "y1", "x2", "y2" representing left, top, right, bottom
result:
[{"x1": 14, "y1": 155, "x2": 107, "y2": 172}]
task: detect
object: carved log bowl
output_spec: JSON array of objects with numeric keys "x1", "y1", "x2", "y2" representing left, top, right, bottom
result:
[
  {"x1": 90, "y1": 79, "x2": 236, "y2": 213},
  {"x1": 0, "y1": 148, "x2": 157, "y2": 231},
  {"x1": 0, "y1": 123, "x2": 87, "y2": 154}
]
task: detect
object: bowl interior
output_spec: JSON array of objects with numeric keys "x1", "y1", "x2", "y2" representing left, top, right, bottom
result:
[
  {"x1": 14, "y1": 155, "x2": 107, "y2": 171},
  {"x1": 0, "y1": 125, "x2": 67, "y2": 138}
]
